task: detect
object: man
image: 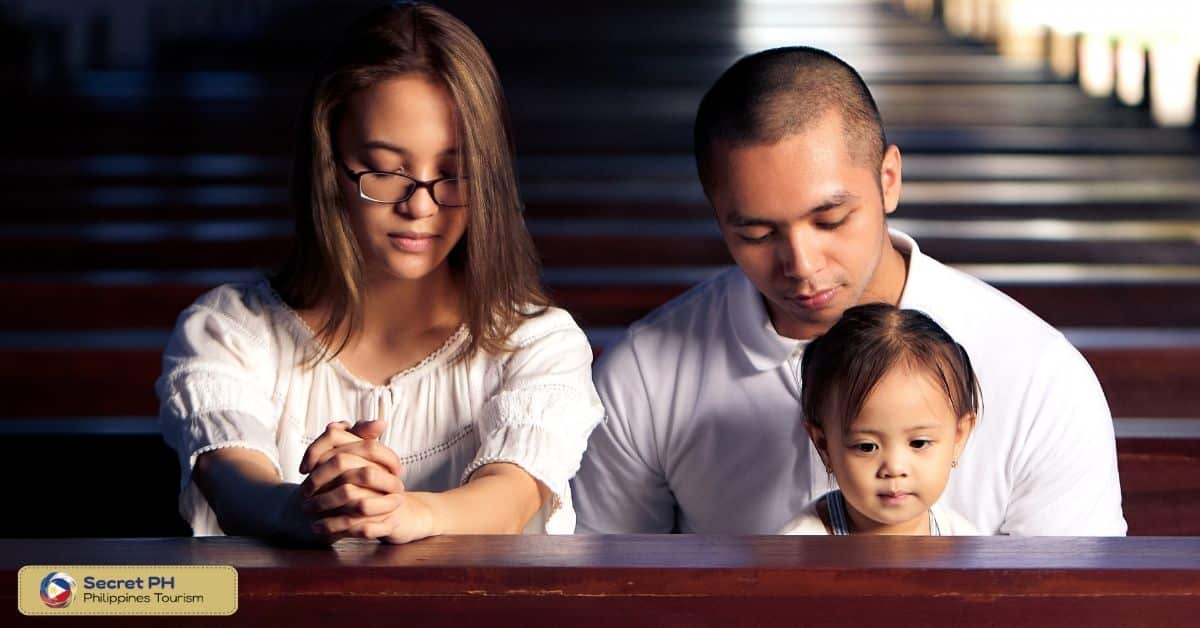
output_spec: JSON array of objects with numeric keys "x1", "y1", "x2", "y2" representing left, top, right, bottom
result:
[{"x1": 572, "y1": 47, "x2": 1126, "y2": 535}]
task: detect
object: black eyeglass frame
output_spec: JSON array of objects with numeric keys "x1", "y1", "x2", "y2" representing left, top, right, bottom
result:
[{"x1": 339, "y1": 162, "x2": 468, "y2": 207}]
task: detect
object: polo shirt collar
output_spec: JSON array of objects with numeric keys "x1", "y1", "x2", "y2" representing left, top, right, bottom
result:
[
  {"x1": 891, "y1": 228, "x2": 931, "y2": 311},
  {"x1": 729, "y1": 228, "x2": 924, "y2": 373},
  {"x1": 728, "y1": 266, "x2": 803, "y2": 373}
]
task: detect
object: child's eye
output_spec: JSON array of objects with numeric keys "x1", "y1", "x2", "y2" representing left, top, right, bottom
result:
[
  {"x1": 910, "y1": 439, "x2": 932, "y2": 449},
  {"x1": 852, "y1": 443, "x2": 878, "y2": 453}
]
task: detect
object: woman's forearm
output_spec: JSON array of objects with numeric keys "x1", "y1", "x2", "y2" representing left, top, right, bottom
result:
[
  {"x1": 411, "y1": 463, "x2": 549, "y2": 535},
  {"x1": 192, "y1": 448, "x2": 312, "y2": 541},
  {"x1": 197, "y1": 451, "x2": 546, "y2": 542}
]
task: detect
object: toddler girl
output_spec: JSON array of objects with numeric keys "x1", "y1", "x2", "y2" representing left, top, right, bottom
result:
[{"x1": 780, "y1": 303, "x2": 981, "y2": 535}]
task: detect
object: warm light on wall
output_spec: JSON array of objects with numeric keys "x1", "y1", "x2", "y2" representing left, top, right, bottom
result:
[
  {"x1": 734, "y1": 0, "x2": 891, "y2": 55},
  {"x1": 942, "y1": 0, "x2": 975, "y2": 38},
  {"x1": 995, "y1": 0, "x2": 1046, "y2": 62},
  {"x1": 902, "y1": 0, "x2": 935, "y2": 22},
  {"x1": 972, "y1": 0, "x2": 995, "y2": 41},
  {"x1": 1149, "y1": 42, "x2": 1198, "y2": 127},
  {"x1": 1049, "y1": 30, "x2": 1077, "y2": 79},
  {"x1": 898, "y1": 0, "x2": 1199, "y2": 127},
  {"x1": 1115, "y1": 39, "x2": 1146, "y2": 107},
  {"x1": 1079, "y1": 34, "x2": 1116, "y2": 98}
]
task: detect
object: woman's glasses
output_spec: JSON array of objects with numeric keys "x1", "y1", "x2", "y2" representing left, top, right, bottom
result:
[{"x1": 340, "y1": 163, "x2": 466, "y2": 207}]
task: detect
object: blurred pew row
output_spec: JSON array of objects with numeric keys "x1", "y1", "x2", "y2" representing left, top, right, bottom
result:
[{"x1": 895, "y1": 0, "x2": 1200, "y2": 127}]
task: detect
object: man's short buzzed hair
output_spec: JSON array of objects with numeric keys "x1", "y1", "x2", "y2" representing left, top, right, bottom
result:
[{"x1": 694, "y1": 46, "x2": 887, "y2": 192}]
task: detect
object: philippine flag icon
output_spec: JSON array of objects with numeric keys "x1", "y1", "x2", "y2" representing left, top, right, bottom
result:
[{"x1": 40, "y1": 572, "x2": 76, "y2": 609}]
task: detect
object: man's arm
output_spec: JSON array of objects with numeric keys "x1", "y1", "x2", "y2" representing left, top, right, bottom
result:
[
  {"x1": 572, "y1": 335, "x2": 678, "y2": 533},
  {"x1": 1001, "y1": 338, "x2": 1127, "y2": 535}
]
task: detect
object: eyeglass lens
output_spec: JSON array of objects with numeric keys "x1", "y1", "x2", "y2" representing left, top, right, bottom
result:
[{"x1": 359, "y1": 173, "x2": 465, "y2": 206}]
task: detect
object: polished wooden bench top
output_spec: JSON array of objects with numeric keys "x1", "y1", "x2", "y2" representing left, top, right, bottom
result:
[{"x1": 3, "y1": 536, "x2": 1199, "y2": 627}]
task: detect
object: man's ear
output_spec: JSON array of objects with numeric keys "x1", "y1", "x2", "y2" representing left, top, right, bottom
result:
[
  {"x1": 805, "y1": 421, "x2": 832, "y2": 468},
  {"x1": 880, "y1": 144, "x2": 902, "y2": 215}
]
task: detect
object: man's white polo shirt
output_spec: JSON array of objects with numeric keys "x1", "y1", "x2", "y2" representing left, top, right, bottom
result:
[{"x1": 573, "y1": 229, "x2": 1126, "y2": 535}]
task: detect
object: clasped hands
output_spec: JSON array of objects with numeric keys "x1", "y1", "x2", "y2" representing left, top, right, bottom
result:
[{"x1": 296, "y1": 420, "x2": 435, "y2": 544}]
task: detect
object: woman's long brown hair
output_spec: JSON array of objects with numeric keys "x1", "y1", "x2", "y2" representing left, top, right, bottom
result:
[{"x1": 273, "y1": 1, "x2": 548, "y2": 364}]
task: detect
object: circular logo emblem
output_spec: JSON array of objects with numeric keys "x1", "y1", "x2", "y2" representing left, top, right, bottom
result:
[{"x1": 40, "y1": 572, "x2": 76, "y2": 609}]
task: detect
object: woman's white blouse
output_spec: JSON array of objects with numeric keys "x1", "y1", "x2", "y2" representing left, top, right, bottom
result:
[{"x1": 156, "y1": 280, "x2": 605, "y2": 536}]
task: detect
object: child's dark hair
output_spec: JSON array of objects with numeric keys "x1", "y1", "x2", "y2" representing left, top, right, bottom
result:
[{"x1": 800, "y1": 303, "x2": 981, "y2": 433}]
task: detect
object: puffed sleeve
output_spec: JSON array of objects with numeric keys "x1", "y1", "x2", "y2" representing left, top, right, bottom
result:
[
  {"x1": 155, "y1": 283, "x2": 281, "y2": 535},
  {"x1": 461, "y1": 307, "x2": 605, "y2": 534}
]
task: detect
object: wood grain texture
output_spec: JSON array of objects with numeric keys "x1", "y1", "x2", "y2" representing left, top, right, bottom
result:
[{"x1": 3, "y1": 536, "x2": 1200, "y2": 627}]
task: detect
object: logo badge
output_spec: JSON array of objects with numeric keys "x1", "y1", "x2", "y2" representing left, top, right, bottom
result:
[{"x1": 40, "y1": 572, "x2": 76, "y2": 609}]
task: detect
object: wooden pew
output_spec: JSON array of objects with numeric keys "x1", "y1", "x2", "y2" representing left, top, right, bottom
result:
[
  {"x1": 2, "y1": 266, "x2": 1196, "y2": 328},
  {"x1": 10, "y1": 111, "x2": 1200, "y2": 156},
  {"x1": 6, "y1": 149, "x2": 1200, "y2": 227},
  {"x1": 0, "y1": 318, "x2": 1196, "y2": 537},
  {"x1": 5, "y1": 216, "x2": 1200, "y2": 269},
  {"x1": 1, "y1": 430, "x2": 1192, "y2": 537},
  {"x1": 3, "y1": 536, "x2": 1200, "y2": 627},
  {"x1": 2, "y1": 330, "x2": 1198, "y2": 419},
  {"x1": 9, "y1": 183, "x2": 1200, "y2": 223}
]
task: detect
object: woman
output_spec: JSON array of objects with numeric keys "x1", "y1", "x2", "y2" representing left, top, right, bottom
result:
[{"x1": 156, "y1": 1, "x2": 603, "y2": 544}]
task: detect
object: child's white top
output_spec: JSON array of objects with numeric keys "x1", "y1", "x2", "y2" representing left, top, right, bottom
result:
[
  {"x1": 156, "y1": 279, "x2": 605, "y2": 536},
  {"x1": 779, "y1": 491, "x2": 983, "y2": 535}
]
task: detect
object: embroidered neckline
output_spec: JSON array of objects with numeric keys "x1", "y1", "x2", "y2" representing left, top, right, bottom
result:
[{"x1": 259, "y1": 279, "x2": 469, "y2": 390}]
